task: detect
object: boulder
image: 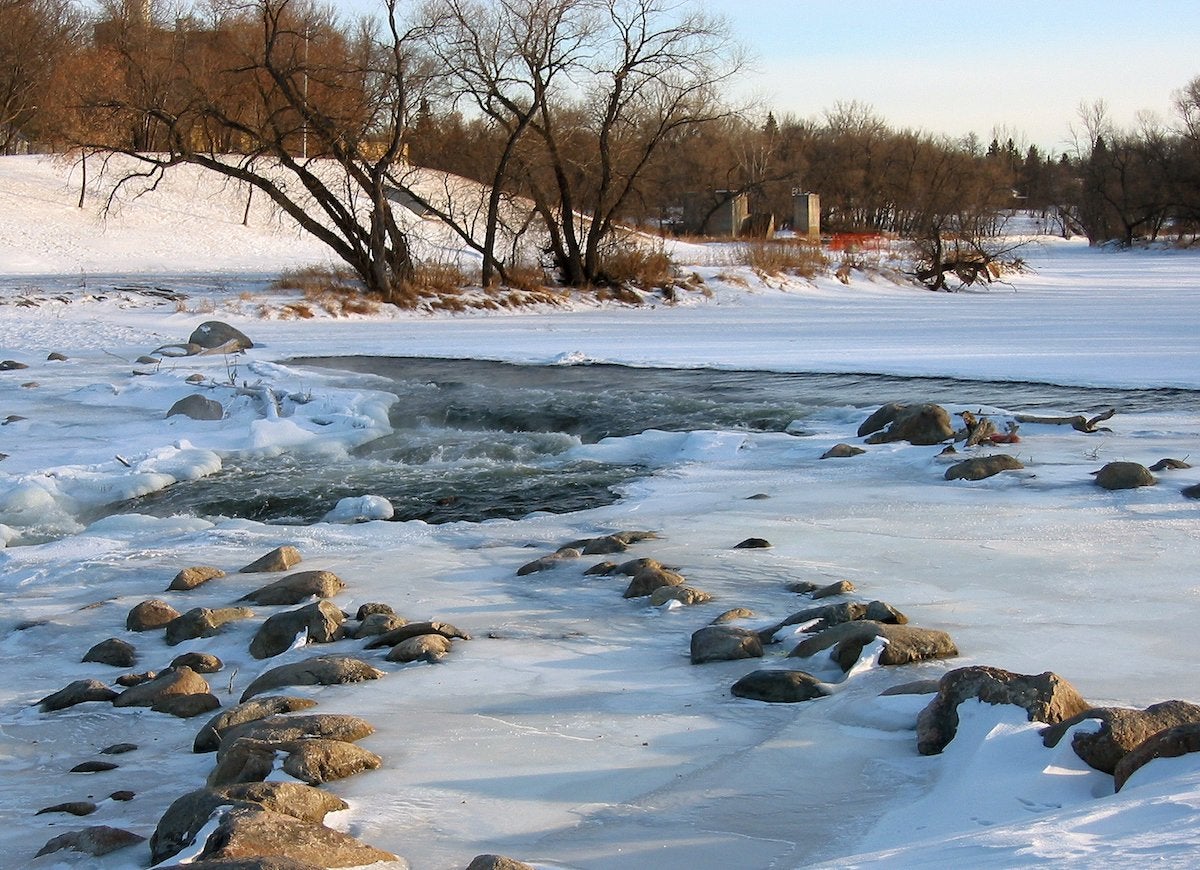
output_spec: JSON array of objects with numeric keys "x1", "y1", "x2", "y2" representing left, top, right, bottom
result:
[
  {"x1": 151, "y1": 783, "x2": 348, "y2": 864},
  {"x1": 249, "y1": 600, "x2": 345, "y2": 660},
  {"x1": 71, "y1": 760, "x2": 118, "y2": 773},
  {"x1": 1041, "y1": 700, "x2": 1200, "y2": 774},
  {"x1": 168, "y1": 565, "x2": 227, "y2": 591},
  {"x1": 820, "y1": 443, "x2": 867, "y2": 459},
  {"x1": 47, "y1": 352, "x2": 68, "y2": 361},
  {"x1": 386, "y1": 634, "x2": 453, "y2": 663},
  {"x1": 240, "y1": 570, "x2": 346, "y2": 606},
  {"x1": 711, "y1": 608, "x2": 754, "y2": 624},
  {"x1": 789, "y1": 622, "x2": 957, "y2": 672},
  {"x1": 944, "y1": 454, "x2": 1025, "y2": 481},
  {"x1": 363, "y1": 620, "x2": 471, "y2": 649},
  {"x1": 190, "y1": 807, "x2": 398, "y2": 866},
  {"x1": 763, "y1": 600, "x2": 906, "y2": 641},
  {"x1": 916, "y1": 666, "x2": 1090, "y2": 755},
  {"x1": 166, "y1": 606, "x2": 255, "y2": 646},
  {"x1": 731, "y1": 669, "x2": 829, "y2": 703},
  {"x1": 690, "y1": 626, "x2": 763, "y2": 664},
  {"x1": 240, "y1": 546, "x2": 302, "y2": 573},
  {"x1": 733, "y1": 537, "x2": 771, "y2": 549},
  {"x1": 114, "y1": 666, "x2": 212, "y2": 710},
  {"x1": 1114, "y1": 722, "x2": 1200, "y2": 791},
  {"x1": 354, "y1": 602, "x2": 394, "y2": 620},
  {"x1": 216, "y1": 714, "x2": 376, "y2": 760},
  {"x1": 649, "y1": 585, "x2": 713, "y2": 607},
  {"x1": 811, "y1": 580, "x2": 855, "y2": 599},
  {"x1": 171, "y1": 651, "x2": 224, "y2": 673},
  {"x1": 189, "y1": 320, "x2": 254, "y2": 350},
  {"x1": 608, "y1": 557, "x2": 666, "y2": 576},
  {"x1": 467, "y1": 856, "x2": 537, "y2": 870},
  {"x1": 1185, "y1": 483, "x2": 1200, "y2": 500},
  {"x1": 864, "y1": 403, "x2": 954, "y2": 445},
  {"x1": 159, "y1": 858, "x2": 323, "y2": 869},
  {"x1": 1149, "y1": 458, "x2": 1192, "y2": 471},
  {"x1": 206, "y1": 739, "x2": 278, "y2": 787},
  {"x1": 117, "y1": 671, "x2": 156, "y2": 687},
  {"x1": 167, "y1": 394, "x2": 225, "y2": 421},
  {"x1": 516, "y1": 550, "x2": 579, "y2": 575},
  {"x1": 880, "y1": 679, "x2": 942, "y2": 696},
  {"x1": 127, "y1": 598, "x2": 182, "y2": 631},
  {"x1": 351, "y1": 612, "x2": 408, "y2": 638},
  {"x1": 857, "y1": 402, "x2": 905, "y2": 437},
  {"x1": 239, "y1": 655, "x2": 384, "y2": 702},
  {"x1": 1094, "y1": 461, "x2": 1157, "y2": 490},
  {"x1": 278, "y1": 738, "x2": 382, "y2": 785},
  {"x1": 622, "y1": 565, "x2": 686, "y2": 598},
  {"x1": 82, "y1": 637, "x2": 137, "y2": 667},
  {"x1": 580, "y1": 534, "x2": 630, "y2": 555},
  {"x1": 37, "y1": 800, "x2": 99, "y2": 816},
  {"x1": 35, "y1": 825, "x2": 145, "y2": 858},
  {"x1": 38, "y1": 678, "x2": 118, "y2": 712},
  {"x1": 194, "y1": 696, "x2": 320, "y2": 753},
  {"x1": 0, "y1": 359, "x2": 29, "y2": 370},
  {"x1": 153, "y1": 692, "x2": 221, "y2": 718}
]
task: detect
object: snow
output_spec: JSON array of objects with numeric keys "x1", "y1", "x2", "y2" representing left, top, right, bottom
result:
[{"x1": 0, "y1": 154, "x2": 1199, "y2": 869}]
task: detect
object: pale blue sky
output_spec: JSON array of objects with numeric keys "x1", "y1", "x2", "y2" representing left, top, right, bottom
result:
[{"x1": 334, "y1": 0, "x2": 1200, "y2": 153}]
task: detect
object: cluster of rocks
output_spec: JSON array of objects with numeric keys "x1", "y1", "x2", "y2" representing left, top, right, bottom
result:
[{"x1": 30, "y1": 542, "x2": 499, "y2": 867}]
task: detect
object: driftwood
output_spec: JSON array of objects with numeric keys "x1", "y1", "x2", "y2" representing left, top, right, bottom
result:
[{"x1": 1013, "y1": 408, "x2": 1115, "y2": 433}]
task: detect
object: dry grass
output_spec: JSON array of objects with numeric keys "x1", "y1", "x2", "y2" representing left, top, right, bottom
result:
[
  {"x1": 597, "y1": 242, "x2": 675, "y2": 290},
  {"x1": 734, "y1": 240, "x2": 828, "y2": 278},
  {"x1": 271, "y1": 265, "x2": 361, "y2": 295}
]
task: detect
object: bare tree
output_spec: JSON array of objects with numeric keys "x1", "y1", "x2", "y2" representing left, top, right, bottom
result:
[{"x1": 0, "y1": 0, "x2": 84, "y2": 152}]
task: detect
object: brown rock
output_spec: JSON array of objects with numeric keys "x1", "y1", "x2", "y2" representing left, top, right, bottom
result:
[
  {"x1": 114, "y1": 666, "x2": 211, "y2": 709},
  {"x1": 363, "y1": 620, "x2": 471, "y2": 649},
  {"x1": 690, "y1": 626, "x2": 763, "y2": 664},
  {"x1": 730, "y1": 669, "x2": 829, "y2": 703},
  {"x1": 649, "y1": 585, "x2": 713, "y2": 606},
  {"x1": 916, "y1": 666, "x2": 1090, "y2": 755},
  {"x1": 944, "y1": 454, "x2": 1025, "y2": 481},
  {"x1": 240, "y1": 546, "x2": 302, "y2": 573},
  {"x1": 216, "y1": 714, "x2": 376, "y2": 760},
  {"x1": 1041, "y1": 700, "x2": 1200, "y2": 774},
  {"x1": 194, "y1": 696, "x2": 320, "y2": 753},
  {"x1": 206, "y1": 739, "x2": 278, "y2": 787},
  {"x1": 168, "y1": 394, "x2": 224, "y2": 421},
  {"x1": 354, "y1": 602, "x2": 394, "y2": 620},
  {"x1": 239, "y1": 655, "x2": 384, "y2": 702},
  {"x1": 467, "y1": 856, "x2": 537, "y2": 870},
  {"x1": 166, "y1": 606, "x2": 255, "y2": 646},
  {"x1": 857, "y1": 402, "x2": 905, "y2": 437},
  {"x1": 194, "y1": 807, "x2": 398, "y2": 866},
  {"x1": 820, "y1": 443, "x2": 866, "y2": 459},
  {"x1": 71, "y1": 760, "x2": 118, "y2": 773},
  {"x1": 351, "y1": 612, "x2": 408, "y2": 638},
  {"x1": 82, "y1": 637, "x2": 137, "y2": 668},
  {"x1": 864, "y1": 403, "x2": 954, "y2": 445},
  {"x1": 811, "y1": 580, "x2": 855, "y2": 599},
  {"x1": 711, "y1": 608, "x2": 754, "y2": 624},
  {"x1": 278, "y1": 738, "x2": 382, "y2": 785},
  {"x1": 249, "y1": 600, "x2": 345, "y2": 660},
  {"x1": 153, "y1": 692, "x2": 221, "y2": 718},
  {"x1": 1149, "y1": 458, "x2": 1192, "y2": 471},
  {"x1": 623, "y1": 565, "x2": 686, "y2": 598},
  {"x1": 127, "y1": 598, "x2": 182, "y2": 631},
  {"x1": 35, "y1": 825, "x2": 145, "y2": 858},
  {"x1": 789, "y1": 622, "x2": 956, "y2": 672},
  {"x1": 171, "y1": 651, "x2": 224, "y2": 673},
  {"x1": 37, "y1": 801, "x2": 98, "y2": 816},
  {"x1": 1093, "y1": 461, "x2": 1157, "y2": 490},
  {"x1": 240, "y1": 570, "x2": 346, "y2": 606},
  {"x1": 168, "y1": 566, "x2": 227, "y2": 591},
  {"x1": 1114, "y1": 722, "x2": 1200, "y2": 791},
  {"x1": 38, "y1": 678, "x2": 118, "y2": 712}
]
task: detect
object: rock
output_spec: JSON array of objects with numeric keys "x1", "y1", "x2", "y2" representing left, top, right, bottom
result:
[
  {"x1": 71, "y1": 760, "x2": 119, "y2": 772},
  {"x1": 789, "y1": 622, "x2": 957, "y2": 672},
  {"x1": 172, "y1": 651, "x2": 224, "y2": 673},
  {"x1": 944, "y1": 454, "x2": 1025, "y2": 481},
  {"x1": 37, "y1": 801, "x2": 98, "y2": 816},
  {"x1": 127, "y1": 598, "x2": 182, "y2": 631},
  {"x1": 1114, "y1": 722, "x2": 1200, "y2": 791},
  {"x1": 113, "y1": 666, "x2": 212, "y2": 709},
  {"x1": 191, "y1": 807, "x2": 398, "y2": 866},
  {"x1": 583, "y1": 561, "x2": 617, "y2": 576},
  {"x1": 880, "y1": 679, "x2": 942, "y2": 696},
  {"x1": 82, "y1": 637, "x2": 137, "y2": 667},
  {"x1": 516, "y1": 550, "x2": 578, "y2": 575},
  {"x1": 167, "y1": 394, "x2": 225, "y2": 421},
  {"x1": 363, "y1": 620, "x2": 471, "y2": 649},
  {"x1": 467, "y1": 856, "x2": 537, "y2": 870},
  {"x1": 101, "y1": 742, "x2": 138, "y2": 754},
  {"x1": 38, "y1": 678, "x2": 118, "y2": 712},
  {"x1": 764, "y1": 600, "x2": 907, "y2": 640},
  {"x1": 110, "y1": 790, "x2": 135, "y2": 800},
  {"x1": 863, "y1": 403, "x2": 954, "y2": 445},
  {"x1": 608, "y1": 557, "x2": 666, "y2": 576},
  {"x1": 857, "y1": 402, "x2": 906, "y2": 437},
  {"x1": 136, "y1": 355, "x2": 160, "y2": 364},
  {"x1": 189, "y1": 321, "x2": 254, "y2": 350},
  {"x1": 690, "y1": 626, "x2": 764, "y2": 664},
  {"x1": 580, "y1": 534, "x2": 630, "y2": 555},
  {"x1": 249, "y1": 600, "x2": 346, "y2": 660},
  {"x1": 354, "y1": 602, "x2": 394, "y2": 620},
  {"x1": 733, "y1": 537, "x2": 771, "y2": 549},
  {"x1": 47, "y1": 352, "x2": 68, "y2": 361},
  {"x1": 1149, "y1": 458, "x2": 1192, "y2": 471},
  {"x1": 649, "y1": 585, "x2": 713, "y2": 607},
  {"x1": 240, "y1": 655, "x2": 384, "y2": 702},
  {"x1": 351, "y1": 612, "x2": 408, "y2": 638},
  {"x1": 35, "y1": 825, "x2": 145, "y2": 858},
  {"x1": 811, "y1": 580, "x2": 855, "y2": 599},
  {"x1": 786, "y1": 581, "x2": 819, "y2": 594},
  {"x1": 166, "y1": 606, "x2": 255, "y2": 646},
  {"x1": 916, "y1": 666, "x2": 1091, "y2": 755},
  {"x1": 730, "y1": 669, "x2": 829, "y2": 703},
  {"x1": 1041, "y1": 700, "x2": 1200, "y2": 774},
  {"x1": 206, "y1": 739, "x2": 278, "y2": 787},
  {"x1": 820, "y1": 443, "x2": 866, "y2": 459},
  {"x1": 159, "y1": 858, "x2": 325, "y2": 869},
  {"x1": 1093, "y1": 461, "x2": 1157, "y2": 490},
  {"x1": 623, "y1": 565, "x2": 686, "y2": 598},
  {"x1": 117, "y1": 671, "x2": 156, "y2": 686},
  {"x1": 0, "y1": 359, "x2": 29, "y2": 370},
  {"x1": 1184, "y1": 483, "x2": 1200, "y2": 500},
  {"x1": 153, "y1": 692, "x2": 221, "y2": 718},
  {"x1": 240, "y1": 546, "x2": 302, "y2": 573},
  {"x1": 168, "y1": 565, "x2": 227, "y2": 591},
  {"x1": 195, "y1": 696, "x2": 320, "y2": 753},
  {"x1": 216, "y1": 714, "x2": 376, "y2": 760},
  {"x1": 186, "y1": 373, "x2": 206, "y2": 384},
  {"x1": 151, "y1": 783, "x2": 347, "y2": 864},
  {"x1": 278, "y1": 738, "x2": 382, "y2": 785},
  {"x1": 711, "y1": 608, "x2": 754, "y2": 624},
  {"x1": 240, "y1": 570, "x2": 346, "y2": 605},
  {"x1": 386, "y1": 634, "x2": 453, "y2": 663}
]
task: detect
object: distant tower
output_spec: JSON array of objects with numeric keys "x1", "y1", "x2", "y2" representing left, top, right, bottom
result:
[{"x1": 792, "y1": 190, "x2": 820, "y2": 242}]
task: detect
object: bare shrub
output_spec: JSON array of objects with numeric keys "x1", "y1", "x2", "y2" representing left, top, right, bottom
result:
[
  {"x1": 271, "y1": 265, "x2": 361, "y2": 295},
  {"x1": 736, "y1": 241, "x2": 827, "y2": 278},
  {"x1": 597, "y1": 241, "x2": 676, "y2": 290}
]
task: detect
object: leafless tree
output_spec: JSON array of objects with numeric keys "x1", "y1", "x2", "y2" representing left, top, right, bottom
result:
[{"x1": 0, "y1": 0, "x2": 84, "y2": 152}]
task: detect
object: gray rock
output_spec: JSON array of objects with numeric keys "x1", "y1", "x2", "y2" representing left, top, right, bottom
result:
[
  {"x1": 38, "y1": 678, "x2": 118, "y2": 712},
  {"x1": 880, "y1": 679, "x2": 942, "y2": 696},
  {"x1": 167, "y1": 394, "x2": 225, "y2": 421},
  {"x1": 240, "y1": 570, "x2": 346, "y2": 605},
  {"x1": 690, "y1": 626, "x2": 764, "y2": 664},
  {"x1": 916, "y1": 665, "x2": 1090, "y2": 755},
  {"x1": 35, "y1": 825, "x2": 145, "y2": 858},
  {"x1": 1114, "y1": 722, "x2": 1200, "y2": 791},
  {"x1": 1185, "y1": 483, "x2": 1200, "y2": 500},
  {"x1": 240, "y1": 655, "x2": 384, "y2": 702},
  {"x1": 82, "y1": 637, "x2": 137, "y2": 668},
  {"x1": 168, "y1": 565, "x2": 227, "y2": 591},
  {"x1": 249, "y1": 600, "x2": 345, "y2": 660},
  {"x1": 1041, "y1": 700, "x2": 1200, "y2": 774},
  {"x1": 71, "y1": 760, "x2": 118, "y2": 773},
  {"x1": 731, "y1": 669, "x2": 829, "y2": 703},
  {"x1": 1094, "y1": 461, "x2": 1157, "y2": 490},
  {"x1": 733, "y1": 537, "x2": 771, "y2": 549},
  {"x1": 165, "y1": 606, "x2": 255, "y2": 646},
  {"x1": 189, "y1": 320, "x2": 254, "y2": 350},
  {"x1": 944, "y1": 454, "x2": 1025, "y2": 481},
  {"x1": 194, "y1": 696, "x2": 320, "y2": 753},
  {"x1": 127, "y1": 598, "x2": 182, "y2": 631},
  {"x1": 580, "y1": 534, "x2": 630, "y2": 555},
  {"x1": 240, "y1": 546, "x2": 302, "y2": 573}
]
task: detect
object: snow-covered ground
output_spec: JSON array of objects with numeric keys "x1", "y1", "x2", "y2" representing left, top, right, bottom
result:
[{"x1": 0, "y1": 155, "x2": 1199, "y2": 869}]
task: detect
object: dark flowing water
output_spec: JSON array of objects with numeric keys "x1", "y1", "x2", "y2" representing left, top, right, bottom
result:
[{"x1": 116, "y1": 357, "x2": 1200, "y2": 526}]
